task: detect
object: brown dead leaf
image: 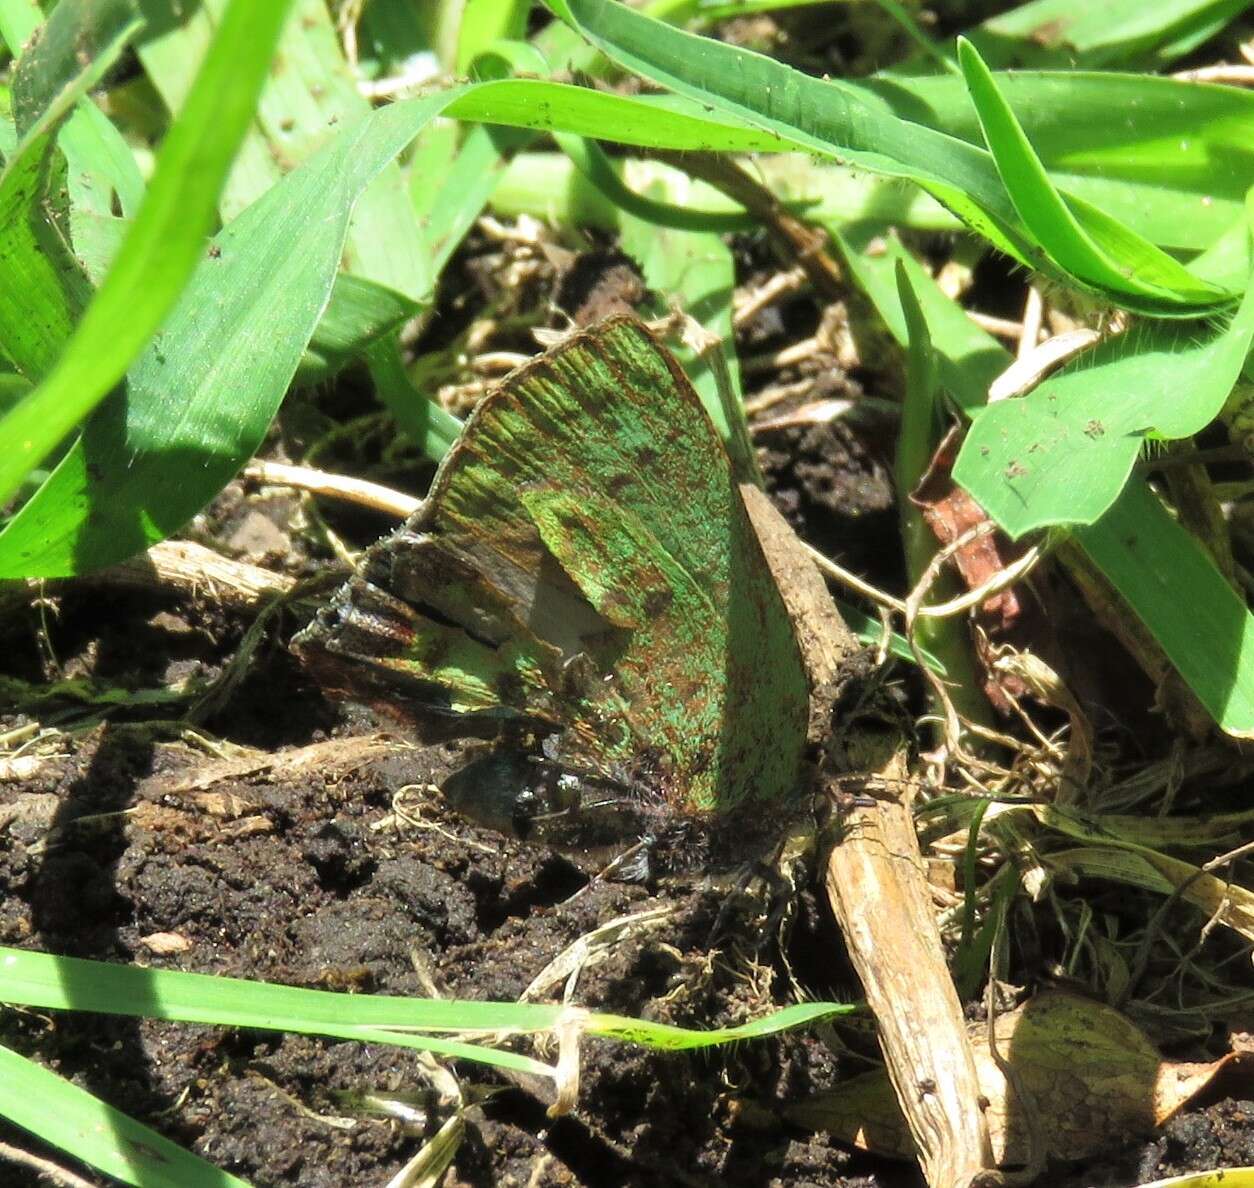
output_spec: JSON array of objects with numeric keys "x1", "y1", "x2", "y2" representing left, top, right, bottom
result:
[
  {"x1": 784, "y1": 992, "x2": 1228, "y2": 1166},
  {"x1": 220, "y1": 815, "x2": 275, "y2": 839},
  {"x1": 911, "y1": 424, "x2": 1031, "y2": 713}
]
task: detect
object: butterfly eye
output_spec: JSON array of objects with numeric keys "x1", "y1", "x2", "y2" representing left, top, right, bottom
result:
[{"x1": 510, "y1": 787, "x2": 543, "y2": 840}]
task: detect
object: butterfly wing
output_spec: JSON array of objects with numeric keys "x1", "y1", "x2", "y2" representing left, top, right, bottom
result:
[{"x1": 296, "y1": 318, "x2": 809, "y2": 815}]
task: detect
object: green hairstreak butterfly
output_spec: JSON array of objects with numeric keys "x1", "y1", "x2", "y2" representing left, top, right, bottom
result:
[{"x1": 294, "y1": 318, "x2": 810, "y2": 871}]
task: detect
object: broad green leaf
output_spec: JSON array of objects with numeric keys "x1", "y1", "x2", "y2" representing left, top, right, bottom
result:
[
  {"x1": 0, "y1": 0, "x2": 141, "y2": 380},
  {"x1": 543, "y1": 0, "x2": 1240, "y2": 312},
  {"x1": 831, "y1": 228, "x2": 1254, "y2": 736},
  {"x1": 0, "y1": 1043, "x2": 250, "y2": 1188},
  {"x1": 1189, "y1": 209, "x2": 1254, "y2": 291},
  {"x1": 962, "y1": 0, "x2": 1249, "y2": 69},
  {"x1": 0, "y1": 0, "x2": 297, "y2": 508},
  {"x1": 954, "y1": 259, "x2": 1254, "y2": 536},
  {"x1": 0, "y1": 90, "x2": 465, "y2": 577},
  {"x1": 1074, "y1": 482, "x2": 1254, "y2": 737},
  {"x1": 956, "y1": 37, "x2": 1224, "y2": 308},
  {"x1": 138, "y1": 0, "x2": 429, "y2": 302},
  {"x1": 66, "y1": 208, "x2": 423, "y2": 384},
  {"x1": 1, "y1": 0, "x2": 144, "y2": 215},
  {"x1": 447, "y1": 82, "x2": 786, "y2": 152}
]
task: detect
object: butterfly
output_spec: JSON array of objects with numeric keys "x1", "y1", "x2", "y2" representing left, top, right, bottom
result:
[{"x1": 293, "y1": 318, "x2": 811, "y2": 870}]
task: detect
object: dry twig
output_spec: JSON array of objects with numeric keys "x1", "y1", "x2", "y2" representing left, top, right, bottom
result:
[{"x1": 743, "y1": 486, "x2": 995, "y2": 1188}]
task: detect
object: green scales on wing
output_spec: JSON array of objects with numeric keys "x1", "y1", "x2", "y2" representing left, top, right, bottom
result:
[{"x1": 294, "y1": 318, "x2": 809, "y2": 821}]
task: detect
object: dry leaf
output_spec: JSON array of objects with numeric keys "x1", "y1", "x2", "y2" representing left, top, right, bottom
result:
[{"x1": 784, "y1": 992, "x2": 1228, "y2": 1166}]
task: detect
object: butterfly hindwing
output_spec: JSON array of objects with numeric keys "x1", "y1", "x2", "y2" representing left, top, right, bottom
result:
[{"x1": 296, "y1": 318, "x2": 810, "y2": 817}]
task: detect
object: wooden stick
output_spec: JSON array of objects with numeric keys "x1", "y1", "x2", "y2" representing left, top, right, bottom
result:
[
  {"x1": 742, "y1": 485, "x2": 995, "y2": 1188},
  {"x1": 0, "y1": 540, "x2": 300, "y2": 618}
]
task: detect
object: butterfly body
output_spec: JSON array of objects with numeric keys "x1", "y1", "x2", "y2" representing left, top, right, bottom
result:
[{"x1": 294, "y1": 319, "x2": 810, "y2": 845}]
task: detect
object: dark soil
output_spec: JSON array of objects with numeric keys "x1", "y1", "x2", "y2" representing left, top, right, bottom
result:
[
  {"x1": 0, "y1": 642, "x2": 878, "y2": 1186},
  {"x1": 2, "y1": 469, "x2": 1249, "y2": 1188},
  {"x1": 2, "y1": 252, "x2": 1251, "y2": 1187},
  {"x1": 0, "y1": 525, "x2": 893, "y2": 1187}
]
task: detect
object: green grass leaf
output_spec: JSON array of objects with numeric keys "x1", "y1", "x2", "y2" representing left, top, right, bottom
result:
[
  {"x1": 962, "y1": 0, "x2": 1249, "y2": 69},
  {"x1": 1074, "y1": 481, "x2": 1254, "y2": 737},
  {"x1": 137, "y1": 0, "x2": 431, "y2": 301},
  {"x1": 59, "y1": 209, "x2": 423, "y2": 387},
  {"x1": 0, "y1": 944, "x2": 854, "y2": 1063},
  {"x1": 456, "y1": 0, "x2": 531, "y2": 72},
  {"x1": 863, "y1": 70, "x2": 1254, "y2": 255},
  {"x1": 543, "y1": 0, "x2": 1240, "y2": 312},
  {"x1": 9, "y1": 0, "x2": 138, "y2": 136},
  {"x1": 0, "y1": 74, "x2": 795, "y2": 577},
  {"x1": 0, "y1": 1042, "x2": 251, "y2": 1188},
  {"x1": 491, "y1": 151, "x2": 962, "y2": 235},
  {"x1": 955, "y1": 37, "x2": 1223, "y2": 310},
  {"x1": 1, "y1": 0, "x2": 145, "y2": 216},
  {"x1": 0, "y1": 136, "x2": 92, "y2": 380},
  {"x1": 365, "y1": 333, "x2": 463, "y2": 461},
  {"x1": 0, "y1": 0, "x2": 141, "y2": 382},
  {"x1": 0, "y1": 90, "x2": 466, "y2": 577},
  {"x1": 0, "y1": 0, "x2": 297, "y2": 509},
  {"x1": 954, "y1": 254, "x2": 1254, "y2": 536},
  {"x1": 295, "y1": 274, "x2": 424, "y2": 387},
  {"x1": 832, "y1": 225, "x2": 1007, "y2": 416}
]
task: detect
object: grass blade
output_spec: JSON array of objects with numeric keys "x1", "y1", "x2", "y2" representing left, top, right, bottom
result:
[
  {"x1": 0, "y1": 0, "x2": 297, "y2": 508},
  {"x1": 0, "y1": 0, "x2": 141, "y2": 381},
  {"x1": 543, "y1": 0, "x2": 1240, "y2": 312},
  {"x1": 955, "y1": 37, "x2": 1223, "y2": 309},
  {"x1": 0, "y1": 945, "x2": 853, "y2": 1058},
  {"x1": 1, "y1": 0, "x2": 145, "y2": 215},
  {"x1": 863, "y1": 70, "x2": 1254, "y2": 255},
  {"x1": 0, "y1": 1042, "x2": 251, "y2": 1188},
  {"x1": 1074, "y1": 481, "x2": 1254, "y2": 737},
  {"x1": 0, "y1": 91, "x2": 466, "y2": 577},
  {"x1": 963, "y1": 0, "x2": 1249, "y2": 69},
  {"x1": 0, "y1": 136, "x2": 92, "y2": 381}
]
